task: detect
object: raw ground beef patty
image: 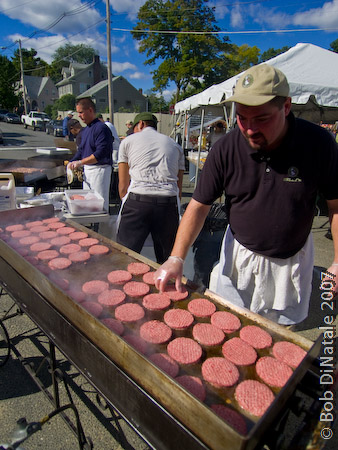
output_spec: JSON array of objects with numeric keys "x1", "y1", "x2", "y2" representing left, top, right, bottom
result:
[
  {"x1": 101, "y1": 318, "x2": 124, "y2": 336},
  {"x1": 188, "y1": 298, "x2": 216, "y2": 318},
  {"x1": 239, "y1": 325, "x2": 273, "y2": 349},
  {"x1": 255, "y1": 356, "x2": 293, "y2": 388},
  {"x1": 192, "y1": 323, "x2": 225, "y2": 347},
  {"x1": 272, "y1": 341, "x2": 307, "y2": 368},
  {"x1": 167, "y1": 337, "x2": 202, "y2": 365},
  {"x1": 222, "y1": 337, "x2": 257, "y2": 366},
  {"x1": 163, "y1": 309, "x2": 194, "y2": 330},
  {"x1": 235, "y1": 380, "x2": 275, "y2": 417},
  {"x1": 123, "y1": 281, "x2": 150, "y2": 297},
  {"x1": 48, "y1": 257, "x2": 72, "y2": 270},
  {"x1": 201, "y1": 357, "x2": 239, "y2": 388},
  {"x1": 115, "y1": 303, "x2": 145, "y2": 323},
  {"x1": 148, "y1": 353, "x2": 179, "y2": 378},
  {"x1": 162, "y1": 285, "x2": 189, "y2": 301},
  {"x1": 211, "y1": 405, "x2": 247, "y2": 435},
  {"x1": 142, "y1": 293, "x2": 171, "y2": 311},
  {"x1": 82, "y1": 280, "x2": 109, "y2": 295},
  {"x1": 107, "y1": 270, "x2": 132, "y2": 285},
  {"x1": 211, "y1": 311, "x2": 241, "y2": 333},
  {"x1": 140, "y1": 320, "x2": 172, "y2": 344},
  {"x1": 127, "y1": 262, "x2": 150, "y2": 275},
  {"x1": 89, "y1": 244, "x2": 109, "y2": 255},
  {"x1": 175, "y1": 375, "x2": 206, "y2": 402},
  {"x1": 98, "y1": 289, "x2": 126, "y2": 307}
]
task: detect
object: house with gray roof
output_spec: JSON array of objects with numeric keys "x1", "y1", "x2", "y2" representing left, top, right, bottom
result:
[
  {"x1": 56, "y1": 55, "x2": 108, "y2": 98},
  {"x1": 77, "y1": 76, "x2": 148, "y2": 113},
  {"x1": 16, "y1": 75, "x2": 58, "y2": 112}
]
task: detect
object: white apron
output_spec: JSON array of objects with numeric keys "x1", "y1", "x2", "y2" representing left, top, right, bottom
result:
[{"x1": 214, "y1": 227, "x2": 314, "y2": 325}]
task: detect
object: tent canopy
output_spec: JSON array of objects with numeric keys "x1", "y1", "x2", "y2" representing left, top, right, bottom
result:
[{"x1": 175, "y1": 43, "x2": 338, "y2": 118}]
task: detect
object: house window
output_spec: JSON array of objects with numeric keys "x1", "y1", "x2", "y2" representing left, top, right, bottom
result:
[
  {"x1": 126, "y1": 101, "x2": 132, "y2": 108},
  {"x1": 46, "y1": 89, "x2": 48, "y2": 95},
  {"x1": 88, "y1": 70, "x2": 92, "y2": 77},
  {"x1": 79, "y1": 83, "x2": 87, "y2": 94},
  {"x1": 99, "y1": 98, "x2": 105, "y2": 103}
]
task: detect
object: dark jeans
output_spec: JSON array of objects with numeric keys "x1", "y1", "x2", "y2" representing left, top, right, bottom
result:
[{"x1": 117, "y1": 196, "x2": 179, "y2": 264}]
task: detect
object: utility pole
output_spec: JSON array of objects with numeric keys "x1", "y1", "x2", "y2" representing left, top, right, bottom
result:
[
  {"x1": 19, "y1": 39, "x2": 28, "y2": 115},
  {"x1": 106, "y1": 0, "x2": 114, "y2": 124}
]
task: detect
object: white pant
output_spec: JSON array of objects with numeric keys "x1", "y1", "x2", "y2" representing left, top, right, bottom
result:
[
  {"x1": 83, "y1": 165, "x2": 112, "y2": 213},
  {"x1": 212, "y1": 227, "x2": 314, "y2": 325}
]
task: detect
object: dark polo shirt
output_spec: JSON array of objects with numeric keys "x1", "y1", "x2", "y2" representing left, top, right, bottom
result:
[
  {"x1": 72, "y1": 118, "x2": 112, "y2": 166},
  {"x1": 193, "y1": 113, "x2": 338, "y2": 258}
]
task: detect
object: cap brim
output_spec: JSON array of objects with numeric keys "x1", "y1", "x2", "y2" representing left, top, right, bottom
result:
[{"x1": 223, "y1": 94, "x2": 276, "y2": 106}]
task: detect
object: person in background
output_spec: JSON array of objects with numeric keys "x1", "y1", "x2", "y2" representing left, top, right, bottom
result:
[
  {"x1": 117, "y1": 112, "x2": 185, "y2": 263},
  {"x1": 68, "y1": 119, "x2": 83, "y2": 147},
  {"x1": 155, "y1": 64, "x2": 338, "y2": 327},
  {"x1": 125, "y1": 120, "x2": 134, "y2": 136},
  {"x1": 97, "y1": 114, "x2": 120, "y2": 165},
  {"x1": 63, "y1": 111, "x2": 74, "y2": 141},
  {"x1": 67, "y1": 98, "x2": 112, "y2": 215},
  {"x1": 206, "y1": 122, "x2": 227, "y2": 149}
]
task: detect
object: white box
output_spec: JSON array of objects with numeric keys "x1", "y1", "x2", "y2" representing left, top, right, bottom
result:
[{"x1": 65, "y1": 189, "x2": 104, "y2": 215}]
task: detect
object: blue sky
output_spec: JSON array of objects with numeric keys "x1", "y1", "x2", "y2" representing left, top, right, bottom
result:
[{"x1": 1, "y1": 1, "x2": 338, "y2": 100}]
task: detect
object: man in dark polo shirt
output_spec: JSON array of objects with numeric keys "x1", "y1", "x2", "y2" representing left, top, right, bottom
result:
[{"x1": 155, "y1": 64, "x2": 338, "y2": 326}]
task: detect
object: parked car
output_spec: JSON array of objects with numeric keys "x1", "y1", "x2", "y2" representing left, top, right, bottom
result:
[
  {"x1": 4, "y1": 113, "x2": 21, "y2": 124},
  {"x1": 0, "y1": 109, "x2": 9, "y2": 121},
  {"x1": 45, "y1": 119, "x2": 63, "y2": 136},
  {"x1": 0, "y1": 127, "x2": 4, "y2": 144}
]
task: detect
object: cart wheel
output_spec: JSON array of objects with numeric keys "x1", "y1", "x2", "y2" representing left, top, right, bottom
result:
[{"x1": 0, "y1": 319, "x2": 10, "y2": 367}]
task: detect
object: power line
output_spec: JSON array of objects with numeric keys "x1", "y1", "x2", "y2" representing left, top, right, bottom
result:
[{"x1": 114, "y1": 26, "x2": 338, "y2": 35}]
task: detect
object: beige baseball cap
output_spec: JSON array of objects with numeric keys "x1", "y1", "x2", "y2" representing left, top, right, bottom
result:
[{"x1": 226, "y1": 64, "x2": 290, "y2": 106}]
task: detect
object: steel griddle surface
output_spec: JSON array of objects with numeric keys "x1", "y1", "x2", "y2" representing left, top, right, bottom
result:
[{"x1": 0, "y1": 206, "x2": 321, "y2": 450}]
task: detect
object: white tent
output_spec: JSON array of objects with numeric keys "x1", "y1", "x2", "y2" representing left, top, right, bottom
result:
[
  {"x1": 177, "y1": 43, "x2": 338, "y2": 186},
  {"x1": 175, "y1": 43, "x2": 338, "y2": 121}
]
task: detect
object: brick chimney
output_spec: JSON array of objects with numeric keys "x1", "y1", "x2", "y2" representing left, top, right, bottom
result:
[{"x1": 93, "y1": 55, "x2": 101, "y2": 86}]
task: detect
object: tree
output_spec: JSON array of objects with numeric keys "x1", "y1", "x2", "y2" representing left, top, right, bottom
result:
[
  {"x1": 0, "y1": 55, "x2": 19, "y2": 110},
  {"x1": 51, "y1": 94, "x2": 76, "y2": 118},
  {"x1": 330, "y1": 39, "x2": 338, "y2": 53},
  {"x1": 224, "y1": 44, "x2": 260, "y2": 77},
  {"x1": 132, "y1": 0, "x2": 231, "y2": 102},
  {"x1": 146, "y1": 92, "x2": 169, "y2": 112},
  {"x1": 259, "y1": 46, "x2": 290, "y2": 62},
  {"x1": 49, "y1": 44, "x2": 98, "y2": 84},
  {"x1": 11, "y1": 48, "x2": 49, "y2": 81}
]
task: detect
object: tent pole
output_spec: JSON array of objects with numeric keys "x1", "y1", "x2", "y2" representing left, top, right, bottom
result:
[
  {"x1": 223, "y1": 105, "x2": 229, "y2": 131},
  {"x1": 194, "y1": 107, "x2": 205, "y2": 189}
]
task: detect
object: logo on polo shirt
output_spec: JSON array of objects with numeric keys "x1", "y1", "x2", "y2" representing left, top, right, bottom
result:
[{"x1": 284, "y1": 166, "x2": 302, "y2": 182}]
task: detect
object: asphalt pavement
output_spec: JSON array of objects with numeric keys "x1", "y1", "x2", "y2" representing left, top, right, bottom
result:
[{"x1": 0, "y1": 122, "x2": 337, "y2": 449}]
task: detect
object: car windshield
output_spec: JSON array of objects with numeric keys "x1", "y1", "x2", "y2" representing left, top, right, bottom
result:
[{"x1": 7, "y1": 114, "x2": 18, "y2": 117}]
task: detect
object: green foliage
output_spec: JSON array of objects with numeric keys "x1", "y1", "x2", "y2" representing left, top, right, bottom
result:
[
  {"x1": 50, "y1": 44, "x2": 98, "y2": 84},
  {"x1": 0, "y1": 55, "x2": 19, "y2": 109},
  {"x1": 11, "y1": 48, "x2": 49, "y2": 81},
  {"x1": 44, "y1": 104, "x2": 54, "y2": 118},
  {"x1": 51, "y1": 94, "x2": 76, "y2": 118},
  {"x1": 132, "y1": 0, "x2": 231, "y2": 102},
  {"x1": 147, "y1": 93, "x2": 169, "y2": 112},
  {"x1": 330, "y1": 39, "x2": 338, "y2": 53},
  {"x1": 224, "y1": 44, "x2": 260, "y2": 77},
  {"x1": 259, "y1": 46, "x2": 290, "y2": 62}
]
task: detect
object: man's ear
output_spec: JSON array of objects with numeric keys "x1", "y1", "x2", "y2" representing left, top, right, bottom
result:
[{"x1": 284, "y1": 97, "x2": 292, "y2": 116}]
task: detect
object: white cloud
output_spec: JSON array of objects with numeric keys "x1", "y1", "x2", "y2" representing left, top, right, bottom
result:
[
  {"x1": 292, "y1": 0, "x2": 338, "y2": 28},
  {"x1": 230, "y1": 4, "x2": 245, "y2": 29},
  {"x1": 111, "y1": 62, "x2": 137, "y2": 72},
  {"x1": 110, "y1": 0, "x2": 146, "y2": 19},
  {"x1": 1, "y1": 1, "x2": 103, "y2": 35},
  {"x1": 209, "y1": 1, "x2": 229, "y2": 20},
  {"x1": 129, "y1": 71, "x2": 150, "y2": 80}
]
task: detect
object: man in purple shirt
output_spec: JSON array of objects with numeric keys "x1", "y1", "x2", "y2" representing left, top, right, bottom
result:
[{"x1": 68, "y1": 97, "x2": 112, "y2": 213}]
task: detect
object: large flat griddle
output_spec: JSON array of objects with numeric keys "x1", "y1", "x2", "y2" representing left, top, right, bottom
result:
[
  {"x1": 0, "y1": 159, "x2": 65, "y2": 183},
  {"x1": 0, "y1": 206, "x2": 322, "y2": 450}
]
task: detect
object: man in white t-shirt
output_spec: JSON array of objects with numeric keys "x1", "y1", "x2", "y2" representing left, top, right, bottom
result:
[{"x1": 117, "y1": 112, "x2": 185, "y2": 263}]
